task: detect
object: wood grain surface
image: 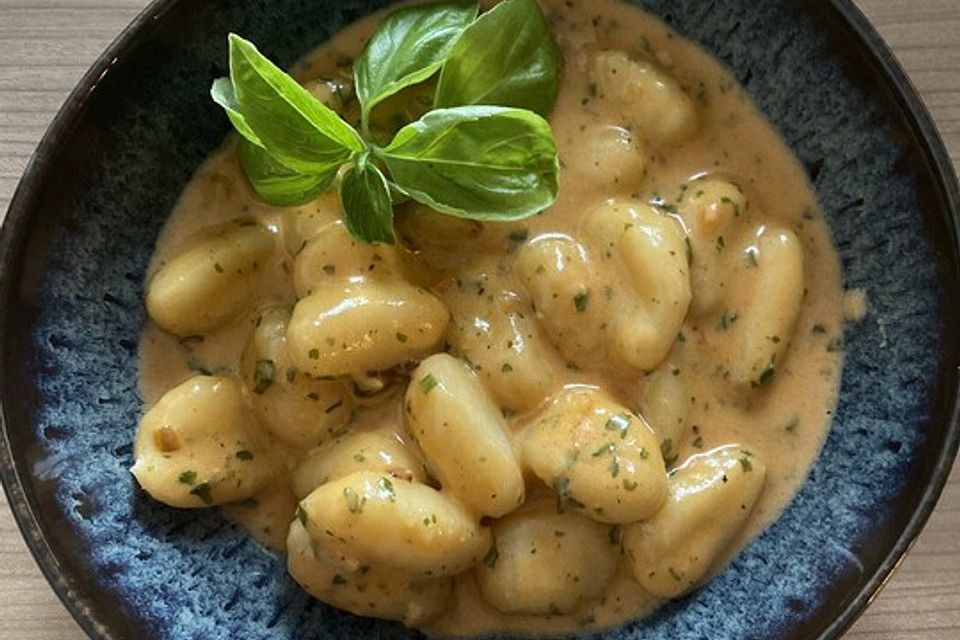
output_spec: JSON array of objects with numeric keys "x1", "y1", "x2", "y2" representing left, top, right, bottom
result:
[{"x1": 1, "y1": 1, "x2": 958, "y2": 638}]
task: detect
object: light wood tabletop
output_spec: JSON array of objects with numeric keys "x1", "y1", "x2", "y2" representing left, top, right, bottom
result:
[{"x1": 1, "y1": 1, "x2": 958, "y2": 638}]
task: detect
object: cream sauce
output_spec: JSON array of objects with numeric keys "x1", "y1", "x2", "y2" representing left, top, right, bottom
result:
[{"x1": 138, "y1": 0, "x2": 846, "y2": 635}]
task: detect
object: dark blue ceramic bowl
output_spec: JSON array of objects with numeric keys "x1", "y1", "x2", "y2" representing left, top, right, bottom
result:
[{"x1": 1, "y1": 0, "x2": 959, "y2": 638}]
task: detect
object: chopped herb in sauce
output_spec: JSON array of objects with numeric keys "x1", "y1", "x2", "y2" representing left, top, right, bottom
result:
[
  {"x1": 507, "y1": 228, "x2": 530, "y2": 252},
  {"x1": 419, "y1": 373, "x2": 439, "y2": 394},
  {"x1": 660, "y1": 438, "x2": 678, "y2": 465},
  {"x1": 605, "y1": 413, "x2": 631, "y2": 438},
  {"x1": 754, "y1": 361, "x2": 776, "y2": 387},
  {"x1": 252, "y1": 359, "x2": 275, "y2": 394},
  {"x1": 553, "y1": 476, "x2": 585, "y2": 513},
  {"x1": 189, "y1": 482, "x2": 214, "y2": 505},
  {"x1": 608, "y1": 458, "x2": 620, "y2": 477},
  {"x1": 573, "y1": 291, "x2": 590, "y2": 312},
  {"x1": 720, "y1": 196, "x2": 741, "y2": 217},
  {"x1": 235, "y1": 449, "x2": 254, "y2": 461},
  {"x1": 343, "y1": 487, "x2": 365, "y2": 513},
  {"x1": 718, "y1": 310, "x2": 739, "y2": 330},
  {"x1": 592, "y1": 442, "x2": 615, "y2": 457},
  {"x1": 482, "y1": 541, "x2": 500, "y2": 569},
  {"x1": 178, "y1": 470, "x2": 197, "y2": 485},
  {"x1": 377, "y1": 477, "x2": 396, "y2": 502}
]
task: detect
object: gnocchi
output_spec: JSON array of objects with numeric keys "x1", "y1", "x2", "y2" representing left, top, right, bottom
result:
[
  {"x1": 298, "y1": 471, "x2": 491, "y2": 577},
  {"x1": 287, "y1": 520, "x2": 451, "y2": 625},
  {"x1": 287, "y1": 279, "x2": 449, "y2": 378},
  {"x1": 522, "y1": 386, "x2": 668, "y2": 524},
  {"x1": 679, "y1": 179, "x2": 746, "y2": 317},
  {"x1": 474, "y1": 502, "x2": 618, "y2": 615},
  {"x1": 245, "y1": 306, "x2": 353, "y2": 447},
  {"x1": 293, "y1": 220, "x2": 418, "y2": 298},
  {"x1": 714, "y1": 225, "x2": 805, "y2": 387},
  {"x1": 589, "y1": 50, "x2": 698, "y2": 143},
  {"x1": 281, "y1": 190, "x2": 342, "y2": 256},
  {"x1": 146, "y1": 221, "x2": 274, "y2": 336},
  {"x1": 638, "y1": 365, "x2": 691, "y2": 465},
  {"x1": 443, "y1": 281, "x2": 564, "y2": 413},
  {"x1": 516, "y1": 235, "x2": 605, "y2": 368},
  {"x1": 291, "y1": 430, "x2": 426, "y2": 499},
  {"x1": 584, "y1": 200, "x2": 692, "y2": 371},
  {"x1": 405, "y1": 354, "x2": 525, "y2": 517},
  {"x1": 622, "y1": 446, "x2": 767, "y2": 598},
  {"x1": 561, "y1": 124, "x2": 648, "y2": 193},
  {"x1": 131, "y1": 376, "x2": 278, "y2": 508}
]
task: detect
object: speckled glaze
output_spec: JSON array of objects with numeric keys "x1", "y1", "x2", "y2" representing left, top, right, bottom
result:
[{"x1": 1, "y1": 0, "x2": 958, "y2": 639}]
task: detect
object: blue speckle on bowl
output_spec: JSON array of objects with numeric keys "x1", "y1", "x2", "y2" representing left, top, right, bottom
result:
[{"x1": 2, "y1": 0, "x2": 957, "y2": 639}]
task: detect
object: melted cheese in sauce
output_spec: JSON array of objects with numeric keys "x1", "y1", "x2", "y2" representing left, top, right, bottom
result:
[{"x1": 138, "y1": 0, "x2": 846, "y2": 635}]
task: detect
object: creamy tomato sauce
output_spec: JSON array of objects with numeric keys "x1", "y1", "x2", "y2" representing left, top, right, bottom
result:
[{"x1": 139, "y1": 0, "x2": 845, "y2": 635}]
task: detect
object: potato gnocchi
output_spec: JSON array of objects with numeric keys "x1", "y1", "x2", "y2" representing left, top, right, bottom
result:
[{"x1": 135, "y1": 0, "x2": 844, "y2": 635}]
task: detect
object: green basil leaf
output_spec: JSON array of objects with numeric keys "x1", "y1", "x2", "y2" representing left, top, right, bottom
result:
[
  {"x1": 228, "y1": 34, "x2": 364, "y2": 174},
  {"x1": 435, "y1": 0, "x2": 561, "y2": 117},
  {"x1": 210, "y1": 77, "x2": 264, "y2": 147},
  {"x1": 339, "y1": 157, "x2": 396, "y2": 244},
  {"x1": 376, "y1": 106, "x2": 558, "y2": 219},
  {"x1": 237, "y1": 139, "x2": 337, "y2": 207},
  {"x1": 354, "y1": 1, "x2": 478, "y2": 130}
]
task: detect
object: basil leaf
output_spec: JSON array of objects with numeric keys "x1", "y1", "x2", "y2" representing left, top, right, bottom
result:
[
  {"x1": 376, "y1": 106, "x2": 558, "y2": 219},
  {"x1": 237, "y1": 139, "x2": 337, "y2": 207},
  {"x1": 210, "y1": 77, "x2": 263, "y2": 147},
  {"x1": 339, "y1": 157, "x2": 396, "y2": 244},
  {"x1": 228, "y1": 34, "x2": 364, "y2": 174},
  {"x1": 354, "y1": 1, "x2": 478, "y2": 131},
  {"x1": 435, "y1": 0, "x2": 561, "y2": 117}
]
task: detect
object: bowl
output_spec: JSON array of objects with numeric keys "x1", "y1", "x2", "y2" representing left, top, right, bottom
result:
[{"x1": 1, "y1": 0, "x2": 959, "y2": 638}]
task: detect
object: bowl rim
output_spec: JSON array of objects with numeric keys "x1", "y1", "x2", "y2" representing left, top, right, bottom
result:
[{"x1": 1, "y1": 0, "x2": 959, "y2": 638}]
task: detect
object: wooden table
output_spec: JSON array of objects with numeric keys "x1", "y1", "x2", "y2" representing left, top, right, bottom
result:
[{"x1": 1, "y1": 1, "x2": 958, "y2": 638}]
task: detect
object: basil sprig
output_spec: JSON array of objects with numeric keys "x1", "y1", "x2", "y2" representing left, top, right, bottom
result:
[
  {"x1": 340, "y1": 153, "x2": 396, "y2": 244},
  {"x1": 210, "y1": 0, "x2": 561, "y2": 244},
  {"x1": 376, "y1": 106, "x2": 558, "y2": 219},
  {"x1": 434, "y1": 0, "x2": 561, "y2": 116},
  {"x1": 353, "y1": 1, "x2": 479, "y2": 134}
]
